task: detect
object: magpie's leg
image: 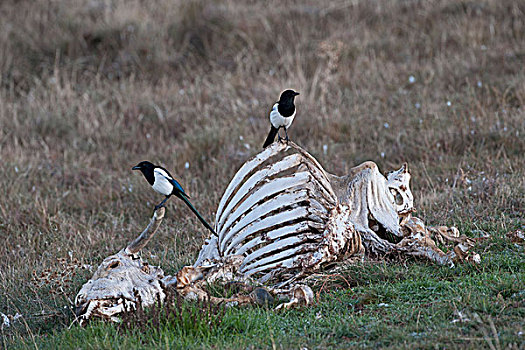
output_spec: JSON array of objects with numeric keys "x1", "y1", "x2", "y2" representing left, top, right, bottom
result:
[
  {"x1": 277, "y1": 126, "x2": 286, "y2": 142},
  {"x1": 284, "y1": 127, "x2": 289, "y2": 142},
  {"x1": 155, "y1": 196, "x2": 170, "y2": 211}
]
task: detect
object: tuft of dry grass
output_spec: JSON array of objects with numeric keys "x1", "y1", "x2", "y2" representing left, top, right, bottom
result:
[
  {"x1": 118, "y1": 288, "x2": 226, "y2": 337},
  {"x1": 0, "y1": 0, "x2": 523, "y2": 347}
]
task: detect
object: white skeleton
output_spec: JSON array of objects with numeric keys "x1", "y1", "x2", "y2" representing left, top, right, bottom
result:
[{"x1": 74, "y1": 142, "x2": 479, "y2": 322}]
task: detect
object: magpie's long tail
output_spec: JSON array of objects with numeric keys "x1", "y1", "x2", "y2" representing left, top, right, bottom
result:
[
  {"x1": 263, "y1": 125, "x2": 279, "y2": 148},
  {"x1": 178, "y1": 193, "x2": 217, "y2": 236}
]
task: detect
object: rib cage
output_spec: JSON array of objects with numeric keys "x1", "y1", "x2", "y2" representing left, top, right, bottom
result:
[{"x1": 211, "y1": 142, "x2": 338, "y2": 280}]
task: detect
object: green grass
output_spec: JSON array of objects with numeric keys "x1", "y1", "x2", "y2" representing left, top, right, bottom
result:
[
  {"x1": 10, "y1": 233, "x2": 524, "y2": 349},
  {"x1": 1, "y1": 0, "x2": 524, "y2": 348}
]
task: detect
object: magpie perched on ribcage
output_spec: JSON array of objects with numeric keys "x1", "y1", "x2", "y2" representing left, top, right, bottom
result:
[{"x1": 263, "y1": 90, "x2": 300, "y2": 148}]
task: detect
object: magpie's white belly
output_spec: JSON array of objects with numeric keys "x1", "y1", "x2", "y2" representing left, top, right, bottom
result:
[
  {"x1": 270, "y1": 104, "x2": 295, "y2": 129},
  {"x1": 152, "y1": 175, "x2": 173, "y2": 196}
]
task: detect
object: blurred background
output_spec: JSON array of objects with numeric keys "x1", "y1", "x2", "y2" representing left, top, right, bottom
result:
[{"x1": 0, "y1": 0, "x2": 523, "y2": 339}]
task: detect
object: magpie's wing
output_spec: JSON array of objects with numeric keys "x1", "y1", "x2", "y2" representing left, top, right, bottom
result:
[
  {"x1": 154, "y1": 167, "x2": 188, "y2": 197},
  {"x1": 170, "y1": 178, "x2": 188, "y2": 197}
]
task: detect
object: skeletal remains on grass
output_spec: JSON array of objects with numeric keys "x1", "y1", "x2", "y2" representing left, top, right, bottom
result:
[{"x1": 75, "y1": 142, "x2": 480, "y2": 323}]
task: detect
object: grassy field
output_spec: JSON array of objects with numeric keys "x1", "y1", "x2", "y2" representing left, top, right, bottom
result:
[{"x1": 0, "y1": 0, "x2": 524, "y2": 348}]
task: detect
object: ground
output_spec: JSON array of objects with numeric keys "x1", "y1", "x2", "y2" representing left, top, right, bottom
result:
[{"x1": 0, "y1": 0, "x2": 523, "y2": 349}]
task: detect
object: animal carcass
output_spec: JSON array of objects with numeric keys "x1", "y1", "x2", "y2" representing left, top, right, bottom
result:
[{"x1": 75, "y1": 142, "x2": 479, "y2": 322}]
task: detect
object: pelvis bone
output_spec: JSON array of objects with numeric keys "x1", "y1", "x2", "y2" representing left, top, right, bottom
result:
[{"x1": 75, "y1": 141, "x2": 478, "y2": 322}]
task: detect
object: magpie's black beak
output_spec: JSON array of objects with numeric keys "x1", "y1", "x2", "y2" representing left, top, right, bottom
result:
[
  {"x1": 132, "y1": 165, "x2": 141, "y2": 170},
  {"x1": 294, "y1": 92, "x2": 300, "y2": 96}
]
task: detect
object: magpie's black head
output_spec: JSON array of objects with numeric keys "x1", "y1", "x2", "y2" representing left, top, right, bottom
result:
[
  {"x1": 132, "y1": 161, "x2": 156, "y2": 185},
  {"x1": 132, "y1": 161, "x2": 156, "y2": 172},
  {"x1": 132, "y1": 161, "x2": 156, "y2": 175},
  {"x1": 279, "y1": 89, "x2": 300, "y2": 104}
]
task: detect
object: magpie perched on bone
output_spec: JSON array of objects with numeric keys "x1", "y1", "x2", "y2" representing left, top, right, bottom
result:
[
  {"x1": 132, "y1": 161, "x2": 216, "y2": 236},
  {"x1": 263, "y1": 89, "x2": 300, "y2": 148}
]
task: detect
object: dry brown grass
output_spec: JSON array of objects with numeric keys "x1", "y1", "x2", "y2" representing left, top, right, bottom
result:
[{"x1": 0, "y1": 0, "x2": 524, "y2": 344}]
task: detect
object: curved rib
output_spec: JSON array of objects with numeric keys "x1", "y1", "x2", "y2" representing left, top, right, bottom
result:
[
  {"x1": 219, "y1": 189, "x2": 310, "y2": 242},
  {"x1": 241, "y1": 234, "x2": 323, "y2": 267},
  {"x1": 216, "y1": 154, "x2": 305, "y2": 233},
  {"x1": 241, "y1": 243, "x2": 319, "y2": 276},
  {"x1": 218, "y1": 171, "x2": 312, "y2": 249},
  {"x1": 224, "y1": 206, "x2": 327, "y2": 256},
  {"x1": 233, "y1": 222, "x2": 313, "y2": 255},
  {"x1": 215, "y1": 142, "x2": 288, "y2": 224},
  {"x1": 221, "y1": 206, "x2": 310, "y2": 254}
]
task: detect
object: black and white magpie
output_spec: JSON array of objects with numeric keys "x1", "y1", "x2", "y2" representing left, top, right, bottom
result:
[
  {"x1": 132, "y1": 161, "x2": 216, "y2": 236},
  {"x1": 262, "y1": 89, "x2": 300, "y2": 148}
]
